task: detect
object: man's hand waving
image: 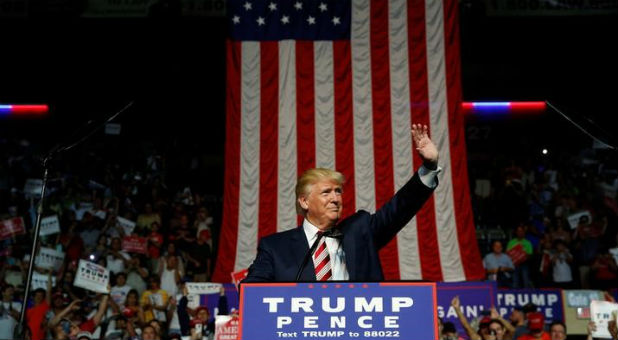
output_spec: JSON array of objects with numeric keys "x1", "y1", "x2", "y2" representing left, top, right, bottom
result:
[{"x1": 411, "y1": 124, "x2": 438, "y2": 169}]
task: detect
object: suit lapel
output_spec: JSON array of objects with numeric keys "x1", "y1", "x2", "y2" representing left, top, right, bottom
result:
[
  {"x1": 291, "y1": 226, "x2": 316, "y2": 281},
  {"x1": 342, "y1": 225, "x2": 356, "y2": 281}
]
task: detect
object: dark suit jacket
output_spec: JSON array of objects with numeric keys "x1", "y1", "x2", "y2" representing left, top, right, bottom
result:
[{"x1": 242, "y1": 172, "x2": 436, "y2": 282}]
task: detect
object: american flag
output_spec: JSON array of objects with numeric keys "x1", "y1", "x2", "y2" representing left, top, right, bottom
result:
[{"x1": 212, "y1": 0, "x2": 484, "y2": 282}]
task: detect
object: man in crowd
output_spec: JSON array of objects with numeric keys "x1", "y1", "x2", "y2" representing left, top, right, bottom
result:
[{"x1": 483, "y1": 240, "x2": 514, "y2": 287}]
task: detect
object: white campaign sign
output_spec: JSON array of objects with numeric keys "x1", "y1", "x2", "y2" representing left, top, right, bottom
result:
[
  {"x1": 567, "y1": 211, "x2": 592, "y2": 229},
  {"x1": 116, "y1": 216, "x2": 136, "y2": 235},
  {"x1": 32, "y1": 272, "x2": 57, "y2": 290},
  {"x1": 40, "y1": 215, "x2": 61, "y2": 236},
  {"x1": 186, "y1": 282, "x2": 222, "y2": 295},
  {"x1": 590, "y1": 300, "x2": 618, "y2": 339},
  {"x1": 74, "y1": 259, "x2": 110, "y2": 294},
  {"x1": 35, "y1": 247, "x2": 65, "y2": 271}
]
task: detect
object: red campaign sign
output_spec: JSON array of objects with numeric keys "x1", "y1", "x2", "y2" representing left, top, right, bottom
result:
[
  {"x1": 507, "y1": 243, "x2": 527, "y2": 266},
  {"x1": 0, "y1": 217, "x2": 26, "y2": 240},
  {"x1": 122, "y1": 236, "x2": 147, "y2": 254},
  {"x1": 230, "y1": 268, "x2": 248, "y2": 291},
  {"x1": 215, "y1": 316, "x2": 239, "y2": 340}
]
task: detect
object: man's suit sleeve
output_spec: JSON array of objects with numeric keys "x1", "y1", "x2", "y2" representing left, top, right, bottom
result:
[
  {"x1": 242, "y1": 239, "x2": 275, "y2": 283},
  {"x1": 368, "y1": 172, "x2": 437, "y2": 249}
]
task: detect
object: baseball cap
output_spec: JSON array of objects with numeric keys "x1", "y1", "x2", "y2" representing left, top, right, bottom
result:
[
  {"x1": 77, "y1": 331, "x2": 93, "y2": 340},
  {"x1": 479, "y1": 316, "x2": 492, "y2": 328},
  {"x1": 527, "y1": 312, "x2": 544, "y2": 331}
]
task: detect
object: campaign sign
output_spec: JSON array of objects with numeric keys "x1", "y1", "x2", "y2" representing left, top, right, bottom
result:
[
  {"x1": 74, "y1": 259, "x2": 110, "y2": 294},
  {"x1": 0, "y1": 217, "x2": 26, "y2": 240},
  {"x1": 32, "y1": 272, "x2": 57, "y2": 290},
  {"x1": 35, "y1": 247, "x2": 65, "y2": 271},
  {"x1": 239, "y1": 282, "x2": 437, "y2": 340},
  {"x1": 437, "y1": 281, "x2": 496, "y2": 339},
  {"x1": 40, "y1": 215, "x2": 61, "y2": 236},
  {"x1": 215, "y1": 315, "x2": 239, "y2": 340},
  {"x1": 496, "y1": 289, "x2": 563, "y2": 326},
  {"x1": 116, "y1": 216, "x2": 136, "y2": 235},
  {"x1": 590, "y1": 300, "x2": 618, "y2": 339},
  {"x1": 122, "y1": 236, "x2": 147, "y2": 254},
  {"x1": 231, "y1": 268, "x2": 248, "y2": 290}
]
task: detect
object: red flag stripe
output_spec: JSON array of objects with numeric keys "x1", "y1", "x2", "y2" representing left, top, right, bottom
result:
[
  {"x1": 442, "y1": 0, "x2": 484, "y2": 280},
  {"x1": 333, "y1": 41, "x2": 356, "y2": 219},
  {"x1": 212, "y1": 41, "x2": 242, "y2": 282}
]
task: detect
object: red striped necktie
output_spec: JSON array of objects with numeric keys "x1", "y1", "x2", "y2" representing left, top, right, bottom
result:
[{"x1": 313, "y1": 232, "x2": 332, "y2": 281}]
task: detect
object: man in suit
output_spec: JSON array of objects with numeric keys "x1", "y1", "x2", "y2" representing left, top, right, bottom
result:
[{"x1": 243, "y1": 124, "x2": 440, "y2": 282}]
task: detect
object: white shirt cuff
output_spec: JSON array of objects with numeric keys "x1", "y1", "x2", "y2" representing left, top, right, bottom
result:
[{"x1": 418, "y1": 164, "x2": 442, "y2": 189}]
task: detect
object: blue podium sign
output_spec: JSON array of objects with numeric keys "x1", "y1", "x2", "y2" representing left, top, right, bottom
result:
[{"x1": 239, "y1": 282, "x2": 438, "y2": 340}]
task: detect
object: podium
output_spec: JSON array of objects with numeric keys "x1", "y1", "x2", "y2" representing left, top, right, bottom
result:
[{"x1": 238, "y1": 282, "x2": 438, "y2": 340}]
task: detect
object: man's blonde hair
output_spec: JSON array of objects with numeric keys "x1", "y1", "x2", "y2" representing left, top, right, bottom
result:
[{"x1": 295, "y1": 168, "x2": 345, "y2": 216}]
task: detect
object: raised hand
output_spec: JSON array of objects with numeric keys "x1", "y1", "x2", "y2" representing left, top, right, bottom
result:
[
  {"x1": 411, "y1": 124, "x2": 438, "y2": 168},
  {"x1": 451, "y1": 295, "x2": 460, "y2": 309}
]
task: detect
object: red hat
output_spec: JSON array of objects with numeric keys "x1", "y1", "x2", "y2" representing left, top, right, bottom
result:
[
  {"x1": 479, "y1": 316, "x2": 492, "y2": 327},
  {"x1": 527, "y1": 312, "x2": 544, "y2": 331},
  {"x1": 195, "y1": 306, "x2": 209, "y2": 315}
]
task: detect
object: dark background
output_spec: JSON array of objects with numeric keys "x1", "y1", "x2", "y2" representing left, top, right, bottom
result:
[{"x1": 1, "y1": 2, "x2": 617, "y2": 196}]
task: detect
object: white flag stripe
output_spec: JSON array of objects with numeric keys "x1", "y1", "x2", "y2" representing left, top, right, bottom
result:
[
  {"x1": 236, "y1": 42, "x2": 261, "y2": 271},
  {"x1": 425, "y1": 0, "x2": 466, "y2": 281},
  {"x1": 278, "y1": 41, "x2": 298, "y2": 233},
  {"x1": 389, "y1": 0, "x2": 422, "y2": 280},
  {"x1": 351, "y1": 0, "x2": 376, "y2": 212},
  {"x1": 314, "y1": 41, "x2": 336, "y2": 170}
]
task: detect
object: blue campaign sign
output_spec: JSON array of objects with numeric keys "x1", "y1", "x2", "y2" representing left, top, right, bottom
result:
[
  {"x1": 239, "y1": 282, "x2": 438, "y2": 340},
  {"x1": 437, "y1": 281, "x2": 496, "y2": 339},
  {"x1": 496, "y1": 289, "x2": 564, "y2": 326}
]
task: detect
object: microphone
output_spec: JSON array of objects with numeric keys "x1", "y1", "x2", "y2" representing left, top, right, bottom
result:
[{"x1": 295, "y1": 228, "x2": 342, "y2": 281}]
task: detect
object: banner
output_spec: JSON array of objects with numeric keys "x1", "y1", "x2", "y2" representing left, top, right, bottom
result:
[
  {"x1": 437, "y1": 282, "x2": 496, "y2": 339},
  {"x1": 186, "y1": 282, "x2": 222, "y2": 295},
  {"x1": 215, "y1": 315, "x2": 239, "y2": 340},
  {"x1": 239, "y1": 282, "x2": 438, "y2": 340},
  {"x1": 590, "y1": 300, "x2": 618, "y2": 339},
  {"x1": 74, "y1": 259, "x2": 110, "y2": 294},
  {"x1": 496, "y1": 289, "x2": 563, "y2": 326},
  {"x1": 0, "y1": 217, "x2": 25, "y2": 240},
  {"x1": 35, "y1": 247, "x2": 65, "y2": 271},
  {"x1": 40, "y1": 215, "x2": 61, "y2": 236},
  {"x1": 116, "y1": 216, "x2": 136, "y2": 235},
  {"x1": 122, "y1": 236, "x2": 147, "y2": 254},
  {"x1": 231, "y1": 268, "x2": 248, "y2": 290},
  {"x1": 563, "y1": 290, "x2": 604, "y2": 334},
  {"x1": 32, "y1": 272, "x2": 57, "y2": 290}
]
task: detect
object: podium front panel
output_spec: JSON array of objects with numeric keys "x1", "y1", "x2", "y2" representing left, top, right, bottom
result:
[{"x1": 239, "y1": 282, "x2": 438, "y2": 340}]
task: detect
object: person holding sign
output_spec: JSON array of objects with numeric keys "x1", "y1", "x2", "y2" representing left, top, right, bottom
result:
[{"x1": 243, "y1": 125, "x2": 440, "y2": 282}]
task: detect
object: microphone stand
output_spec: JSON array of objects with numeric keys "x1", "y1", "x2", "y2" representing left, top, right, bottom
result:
[{"x1": 14, "y1": 101, "x2": 134, "y2": 340}]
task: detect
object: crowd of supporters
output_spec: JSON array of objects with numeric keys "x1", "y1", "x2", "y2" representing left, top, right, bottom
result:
[
  {"x1": 0, "y1": 136, "x2": 226, "y2": 340},
  {"x1": 1, "y1": 127, "x2": 617, "y2": 340},
  {"x1": 471, "y1": 143, "x2": 618, "y2": 289}
]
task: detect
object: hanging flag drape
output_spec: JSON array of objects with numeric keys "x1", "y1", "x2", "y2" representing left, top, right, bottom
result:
[{"x1": 213, "y1": 0, "x2": 484, "y2": 282}]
